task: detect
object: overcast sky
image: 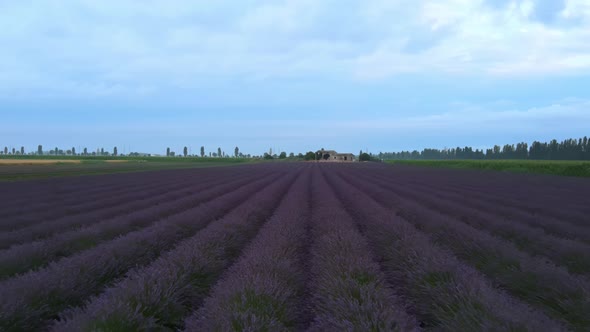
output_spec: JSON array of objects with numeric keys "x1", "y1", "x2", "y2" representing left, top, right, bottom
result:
[{"x1": 2, "y1": 0, "x2": 589, "y2": 155}]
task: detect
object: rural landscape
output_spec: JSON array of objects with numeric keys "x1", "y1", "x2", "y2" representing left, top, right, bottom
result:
[
  {"x1": 0, "y1": 156, "x2": 589, "y2": 331},
  {"x1": 3, "y1": 1, "x2": 590, "y2": 331}
]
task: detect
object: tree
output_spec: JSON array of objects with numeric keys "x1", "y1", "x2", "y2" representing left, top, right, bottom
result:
[
  {"x1": 3, "y1": 147, "x2": 7, "y2": 155},
  {"x1": 200, "y1": 146, "x2": 205, "y2": 158},
  {"x1": 38, "y1": 145, "x2": 43, "y2": 155},
  {"x1": 279, "y1": 151, "x2": 287, "y2": 159},
  {"x1": 55, "y1": 147, "x2": 59, "y2": 155},
  {"x1": 12, "y1": 148, "x2": 16, "y2": 155},
  {"x1": 289, "y1": 152, "x2": 294, "y2": 158},
  {"x1": 166, "y1": 147, "x2": 170, "y2": 157},
  {"x1": 113, "y1": 147, "x2": 118, "y2": 156},
  {"x1": 235, "y1": 146, "x2": 239, "y2": 158},
  {"x1": 359, "y1": 153, "x2": 371, "y2": 161},
  {"x1": 183, "y1": 146, "x2": 188, "y2": 157},
  {"x1": 263, "y1": 152, "x2": 273, "y2": 160},
  {"x1": 493, "y1": 145, "x2": 501, "y2": 159},
  {"x1": 100, "y1": 148, "x2": 105, "y2": 156},
  {"x1": 304, "y1": 151, "x2": 315, "y2": 161},
  {"x1": 20, "y1": 146, "x2": 24, "y2": 155},
  {"x1": 72, "y1": 147, "x2": 76, "y2": 155},
  {"x1": 218, "y1": 147, "x2": 222, "y2": 158},
  {"x1": 83, "y1": 147, "x2": 88, "y2": 156}
]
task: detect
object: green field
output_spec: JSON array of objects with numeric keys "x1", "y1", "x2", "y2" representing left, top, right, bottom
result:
[
  {"x1": 0, "y1": 156, "x2": 254, "y2": 181},
  {"x1": 386, "y1": 159, "x2": 590, "y2": 177}
]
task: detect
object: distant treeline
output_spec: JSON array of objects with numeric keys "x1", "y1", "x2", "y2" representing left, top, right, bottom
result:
[{"x1": 380, "y1": 136, "x2": 590, "y2": 161}]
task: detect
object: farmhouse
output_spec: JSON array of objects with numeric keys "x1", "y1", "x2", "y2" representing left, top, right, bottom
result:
[{"x1": 316, "y1": 149, "x2": 356, "y2": 162}]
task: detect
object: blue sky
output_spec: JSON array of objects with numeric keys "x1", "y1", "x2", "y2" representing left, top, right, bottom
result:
[{"x1": 1, "y1": 0, "x2": 590, "y2": 155}]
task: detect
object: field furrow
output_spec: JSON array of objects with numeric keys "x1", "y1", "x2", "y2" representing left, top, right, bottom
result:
[
  {"x1": 183, "y1": 166, "x2": 311, "y2": 331},
  {"x1": 323, "y1": 167, "x2": 565, "y2": 331},
  {"x1": 0, "y1": 170, "x2": 285, "y2": 331},
  {"x1": 0, "y1": 166, "x2": 250, "y2": 222},
  {"x1": 0, "y1": 171, "x2": 181, "y2": 219},
  {"x1": 354, "y1": 170, "x2": 590, "y2": 274},
  {"x1": 334, "y1": 169, "x2": 590, "y2": 330},
  {"x1": 303, "y1": 167, "x2": 417, "y2": 331},
  {"x1": 51, "y1": 166, "x2": 300, "y2": 331},
  {"x1": 368, "y1": 171, "x2": 590, "y2": 237},
  {"x1": 0, "y1": 168, "x2": 253, "y2": 248},
  {"x1": 1, "y1": 162, "x2": 588, "y2": 331},
  {"x1": 0, "y1": 171, "x2": 267, "y2": 279},
  {"x1": 0, "y1": 167, "x2": 252, "y2": 232},
  {"x1": 377, "y1": 165, "x2": 590, "y2": 224}
]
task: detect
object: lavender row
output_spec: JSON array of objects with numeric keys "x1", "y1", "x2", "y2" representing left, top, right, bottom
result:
[
  {"x1": 0, "y1": 171, "x2": 265, "y2": 279},
  {"x1": 438, "y1": 174, "x2": 590, "y2": 216},
  {"x1": 0, "y1": 168, "x2": 182, "y2": 217},
  {"x1": 0, "y1": 175, "x2": 193, "y2": 230},
  {"x1": 392, "y1": 174, "x2": 590, "y2": 243},
  {"x1": 303, "y1": 167, "x2": 417, "y2": 331},
  {"x1": 0, "y1": 168, "x2": 252, "y2": 248},
  {"x1": 0, "y1": 165, "x2": 251, "y2": 219},
  {"x1": 387, "y1": 162, "x2": 590, "y2": 200},
  {"x1": 355, "y1": 170, "x2": 590, "y2": 274},
  {"x1": 364, "y1": 163, "x2": 589, "y2": 219},
  {"x1": 374, "y1": 164, "x2": 590, "y2": 224},
  {"x1": 0, "y1": 166, "x2": 252, "y2": 230},
  {"x1": 51, "y1": 168, "x2": 300, "y2": 331},
  {"x1": 323, "y1": 168, "x2": 564, "y2": 331},
  {"x1": 0, "y1": 171, "x2": 150, "y2": 207},
  {"x1": 0, "y1": 170, "x2": 285, "y2": 331},
  {"x1": 0, "y1": 161, "x2": 244, "y2": 202},
  {"x1": 366, "y1": 168, "x2": 590, "y2": 231},
  {"x1": 335, "y1": 170, "x2": 589, "y2": 330},
  {"x1": 183, "y1": 167, "x2": 312, "y2": 331}
]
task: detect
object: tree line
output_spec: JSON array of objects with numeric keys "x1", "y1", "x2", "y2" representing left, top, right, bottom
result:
[
  {"x1": 165, "y1": 146, "x2": 252, "y2": 158},
  {"x1": 0, "y1": 146, "x2": 123, "y2": 157},
  {"x1": 0, "y1": 145, "x2": 252, "y2": 158},
  {"x1": 379, "y1": 136, "x2": 590, "y2": 161}
]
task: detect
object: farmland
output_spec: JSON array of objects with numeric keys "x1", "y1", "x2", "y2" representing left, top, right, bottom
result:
[
  {"x1": 0, "y1": 157, "x2": 252, "y2": 181},
  {"x1": 386, "y1": 159, "x2": 590, "y2": 177},
  {"x1": 0, "y1": 162, "x2": 589, "y2": 331}
]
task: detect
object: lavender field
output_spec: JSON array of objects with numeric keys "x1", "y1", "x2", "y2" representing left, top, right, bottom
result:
[{"x1": 1, "y1": 162, "x2": 589, "y2": 331}]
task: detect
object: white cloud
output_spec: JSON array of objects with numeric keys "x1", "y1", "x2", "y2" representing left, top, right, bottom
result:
[
  {"x1": 238, "y1": 0, "x2": 319, "y2": 34},
  {"x1": 355, "y1": 0, "x2": 590, "y2": 79},
  {"x1": 0, "y1": 0, "x2": 589, "y2": 98},
  {"x1": 562, "y1": 0, "x2": 590, "y2": 20}
]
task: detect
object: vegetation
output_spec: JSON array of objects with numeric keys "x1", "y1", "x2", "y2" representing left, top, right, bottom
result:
[
  {"x1": 380, "y1": 136, "x2": 590, "y2": 161},
  {"x1": 3, "y1": 164, "x2": 587, "y2": 330},
  {"x1": 359, "y1": 152, "x2": 372, "y2": 161},
  {"x1": 0, "y1": 156, "x2": 255, "y2": 181},
  {"x1": 387, "y1": 159, "x2": 590, "y2": 177}
]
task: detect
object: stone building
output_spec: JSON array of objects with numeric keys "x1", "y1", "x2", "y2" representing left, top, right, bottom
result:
[{"x1": 315, "y1": 149, "x2": 356, "y2": 162}]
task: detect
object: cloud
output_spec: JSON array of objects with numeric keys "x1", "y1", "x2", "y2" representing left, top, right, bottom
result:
[
  {"x1": 355, "y1": 0, "x2": 590, "y2": 79},
  {"x1": 0, "y1": 0, "x2": 589, "y2": 99}
]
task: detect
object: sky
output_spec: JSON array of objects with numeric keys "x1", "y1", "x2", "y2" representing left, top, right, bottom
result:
[{"x1": 1, "y1": 0, "x2": 590, "y2": 155}]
